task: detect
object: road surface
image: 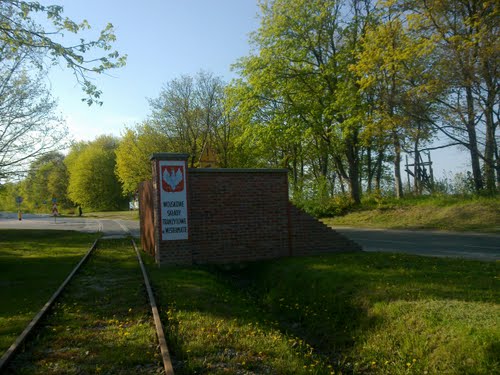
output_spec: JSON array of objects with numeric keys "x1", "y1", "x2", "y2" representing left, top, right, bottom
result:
[
  {"x1": 1, "y1": 212, "x2": 498, "y2": 261},
  {"x1": 0, "y1": 212, "x2": 139, "y2": 238},
  {"x1": 333, "y1": 226, "x2": 500, "y2": 261}
]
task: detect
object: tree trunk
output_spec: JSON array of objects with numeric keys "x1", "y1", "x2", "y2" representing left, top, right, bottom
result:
[
  {"x1": 366, "y1": 147, "x2": 373, "y2": 194},
  {"x1": 346, "y1": 141, "x2": 361, "y2": 204},
  {"x1": 483, "y1": 84, "x2": 496, "y2": 193},
  {"x1": 465, "y1": 86, "x2": 484, "y2": 192},
  {"x1": 393, "y1": 131, "x2": 404, "y2": 198},
  {"x1": 375, "y1": 148, "x2": 385, "y2": 192}
]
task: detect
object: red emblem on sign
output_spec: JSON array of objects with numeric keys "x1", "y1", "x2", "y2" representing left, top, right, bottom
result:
[{"x1": 161, "y1": 166, "x2": 184, "y2": 192}]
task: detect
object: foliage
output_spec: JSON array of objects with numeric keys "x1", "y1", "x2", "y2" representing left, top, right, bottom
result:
[
  {"x1": 0, "y1": 0, "x2": 126, "y2": 182},
  {"x1": 115, "y1": 123, "x2": 171, "y2": 196},
  {"x1": 66, "y1": 135, "x2": 127, "y2": 211},
  {"x1": 0, "y1": 181, "x2": 21, "y2": 211},
  {"x1": 398, "y1": 0, "x2": 499, "y2": 193},
  {"x1": 0, "y1": 62, "x2": 67, "y2": 181},
  {"x1": 148, "y1": 71, "x2": 239, "y2": 168},
  {"x1": 229, "y1": 0, "x2": 499, "y2": 201},
  {"x1": 232, "y1": 0, "x2": 373, "y2": 203},
  {"x1": 292, "y1": 177, "x2": 357, "y2": 217},
  {"x1": 22, "y1": 151, "x2": 71, "y2": 210},
  {"x1": 0, "y1": 0, "x2": 127, "y2": 105}
]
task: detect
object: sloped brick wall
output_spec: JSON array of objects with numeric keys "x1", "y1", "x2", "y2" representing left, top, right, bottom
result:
[
  {"x1": 142, "y1": 161, "x2": 362, "y2": 266},
  {"x1": 288, "y1": 204, "x2": 362, "y2": 256}
]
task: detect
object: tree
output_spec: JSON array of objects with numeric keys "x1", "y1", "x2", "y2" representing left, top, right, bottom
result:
[
  {"x1": 0, "y1": 0, "x2": 126, "y2": 105},
  {"x1": 232, "y1": 0, "x2": 374, "y2": 204},
  {"x1": 115, "y1": 123, "x2": 171, "y2": 196},
  {"x1": 0, "y1": 0, "x2": 126, "y2": 182},
  {"x1": 353, "y1": 6, "x2": 441, "y2": 197},
  {"x1": 24, "y1": 151, "x2": 70, "y2": 210},
  {"x1": 148, "y1": 71, "x2": 236, "y2": 168},
  {"x1": 66, "y1": 135, "x2": 126, "y2": 211},
  {"x1": 401, "y1": 0, "x2": 499, "y2": 193},
  {"x1": 0, "y1": 58, "x2": 67, "y2": 181}
]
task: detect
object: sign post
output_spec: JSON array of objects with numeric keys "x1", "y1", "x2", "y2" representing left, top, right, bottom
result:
[
  {"x1": 51, "y1": 198, "x2": 58, "y2": 223},
  {"x1": 15, "y1": 196, "x2": 23, "y2": 221},
  {"x1": 158, "y1": 159, "x2": 189, "y2": 241}
]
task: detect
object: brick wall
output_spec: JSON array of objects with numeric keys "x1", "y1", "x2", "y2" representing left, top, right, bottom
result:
[
  {"x1": 289, "y1": 204, "x2": 362, "y2": 255},
  {"x1": 141, "y1": 158, "x2": 361, "y2": 266}
]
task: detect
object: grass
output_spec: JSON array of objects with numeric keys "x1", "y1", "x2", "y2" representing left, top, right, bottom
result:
[
  {"x1": 322, "y1": 194, "x2": 500, "y2": 233},
  {"x1": 145, "y1": 258, "x2": 333, "y2": 374},
  {"x1": 80, "y1": 210, "x2": 139, "y2": 221},
  {"x1": 3, "y1": 239, "x2": 162, "y2": 374},
  {"x1": 145, "y1": 252, "x2": 499, "y2": 374},
  {"x1": 0, "y1": 230, "x2": 97, "y2": 355}
]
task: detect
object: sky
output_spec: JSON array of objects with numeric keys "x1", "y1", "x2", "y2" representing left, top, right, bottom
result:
[{"x1": 40, "y1": 0, "x2": 469, "y2": 179}]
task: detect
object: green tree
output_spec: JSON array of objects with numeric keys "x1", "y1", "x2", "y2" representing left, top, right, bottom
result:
[
  {"x1": 148, "y1": 71, "x2": 233, "y2": 167},
  {"x1": 0, "y1": 0, "x2": 126, "y2": 105},
  {"x1": 115, "y1": 123, "x2": 171, "y2": 196},
  {"x1": 0, "y1": 61, "x2": 67, "y2": 181},
  {"x1": 66, "y1": 135, "x2": 126, "y2": 211},
  {"x1": 400, "y1": 0, "x2": 499, "y2": 193},
  {"x1": 353, "y1": 6, "x2": 441, "y2": 197},
  {"x1": 233, "y1": 0, "x2": 374, "y2": 203},
  {"x1": 24, "y1": 151, "x2": 70, "y2": 210}
]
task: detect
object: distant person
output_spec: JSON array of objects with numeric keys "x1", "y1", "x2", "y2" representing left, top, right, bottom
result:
[{"x1": 78, "y1": 206, "x2": 83, "y2": 217}]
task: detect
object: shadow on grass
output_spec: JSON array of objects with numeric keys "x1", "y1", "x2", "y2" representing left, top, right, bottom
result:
[
  {"x1": 145, "y1": 251, "x2": 499, "y2": 374},
  {"x1": 0, "y1": 230, "x2": 97, "y2": 355}
]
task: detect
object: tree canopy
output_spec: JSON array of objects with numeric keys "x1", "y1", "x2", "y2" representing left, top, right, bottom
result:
[
  {"x1": 66, "y1": 136, "x2": 127, "y2": 211},
  {"x1": 0, "y1": 0, "x2": 126, "y2": 105}
]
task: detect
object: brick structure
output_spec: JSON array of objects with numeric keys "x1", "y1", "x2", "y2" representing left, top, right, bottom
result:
[{"x1": 139, "y1": 153, "x2": 361, "y2": 266}]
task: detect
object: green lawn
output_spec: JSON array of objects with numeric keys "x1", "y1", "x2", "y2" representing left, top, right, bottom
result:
[
  {"x1": 0, "y1": 230, "x2": 97, "y2": 355},
  {"x1": 2, "y1": 229, "x2": 498, "y2": 374},
  {"x1": 4, "y1": 239, "x2": 162, "y2": 374},
  {"x1": 79, "y1": 210, "x2": 139, "y2": 221},
  {"x1": 146, "y1": 252, "x2": 499, "y2": 375}
]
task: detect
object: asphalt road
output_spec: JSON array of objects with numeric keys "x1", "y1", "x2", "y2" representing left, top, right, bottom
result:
[
  {"x1": 334, "y1": 227, "x2": 500, "y2": 261},
  {"x1": 0, "y1": 212, "x2": 140, "y2": 238},
  {"x1": 1, "y1": 212, "x2": 498, "y2": 261}
]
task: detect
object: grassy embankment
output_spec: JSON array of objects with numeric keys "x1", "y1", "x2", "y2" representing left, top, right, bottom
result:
[
  {"x1": 145, "y1": 252, "x2": 499, "y2": 375},
  {"x1": 322, "y1": 195, "x2": 500, "y2": 233},
  {"x1": 3, "y1": 238, "x2": 162, "y2": 374}
]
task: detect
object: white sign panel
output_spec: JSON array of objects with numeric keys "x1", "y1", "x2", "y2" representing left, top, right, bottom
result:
[{"x1": 159, "y1": 160, "x2": 189, "y2": 240}]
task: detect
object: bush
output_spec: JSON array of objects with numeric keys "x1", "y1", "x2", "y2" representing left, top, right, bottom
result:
[{"x1": 294, "y1": 193, "x2": 356, "y2": 217}]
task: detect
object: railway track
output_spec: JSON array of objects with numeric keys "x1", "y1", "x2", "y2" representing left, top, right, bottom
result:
[{"x1": 0, "y1": 238, "x2": 174, "y2": 375}]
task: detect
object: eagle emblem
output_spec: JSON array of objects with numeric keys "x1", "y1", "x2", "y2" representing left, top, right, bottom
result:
[{"x1": 162, "y1": 166, "x2": 184, "y2": 192}]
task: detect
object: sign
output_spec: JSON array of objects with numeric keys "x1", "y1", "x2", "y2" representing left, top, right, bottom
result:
[
  {"x1": 15, "y1": 196, "x2": 23, "y2": 204},
  {"x1": 158, "y1": 160, "x2": 188, "y2": 240},
  {"x1": 52, "y1": 203, "x2": 59, "y2": 216}
]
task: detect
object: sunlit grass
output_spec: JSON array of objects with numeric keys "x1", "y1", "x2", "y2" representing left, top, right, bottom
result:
[
  {"x1": 145, "y1": 262, "x2": 334, "y2": 374},
  {"x1": 81, "y1": 210, "x2": 139, "y2": 220},
  {"x1": 323, "y1": 195, "x2": 500, "y2": 233},
  {"x1": 0, "y1": 230, "x2": 97, "y2": 354},
  {"x1": 227, "y1": 253, "x2": 500, "y2": 374},
  {"x1": 4, "y1": 239, "x2": 162, "y2": 374},
  {"x1": 146, "y1": 252, "x2": 499, "y2": 374}
]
